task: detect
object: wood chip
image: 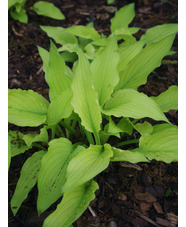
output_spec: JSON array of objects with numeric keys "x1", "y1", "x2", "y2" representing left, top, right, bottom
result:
[
  {"x1": 153, "y1": 202, "x2": 164, "y2": 214},
  {"x1": 167, "y1": 213, "x2": 178, "y2": 225},
  {"x1": 140, "y1": 201, "x2": 152, "y2": 215},
  {"x1": 156, "y1": 217, "x2": 176, "y2": 227},
  {"x1": 134, "y1": 192, "x2": 157, "y2": 203},
  {"x1": 120, "y1": 162, "x2": 143, "y2": 171},
  {"x1": 135, "y1": 211, "x2": 160, "y2": 226}
]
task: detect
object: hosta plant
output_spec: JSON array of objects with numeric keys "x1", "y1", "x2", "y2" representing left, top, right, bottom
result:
[
  {"x1": 40, "y1": 3, "x2": 177, "y2": 63},
  {"x1": 8, "y1": 4, "x2": 178, "y2": 227},
  {"x1": 8, "y1": 0, "x2": 65, "y2": 23}
]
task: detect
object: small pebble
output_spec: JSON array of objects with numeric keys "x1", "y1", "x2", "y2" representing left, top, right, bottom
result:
[{"x1": 108, "y1": 221, "x2": 117, "y2": 227}]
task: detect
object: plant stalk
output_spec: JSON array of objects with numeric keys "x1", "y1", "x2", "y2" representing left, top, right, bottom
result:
[
  {"x1": 115, "y1": 139, "x2": 139, "y2": 148},
  {"x1": 51, "y1": 125, "x2": 56, "y2": 140},
  {"x1": 84, "y1": 129, "x2": 95, "y2": 145},
  {"x1": 94, "y1": 132, "x2": 101, "y2": 145},
  {"x1": 60, "y1": 121, "x2": 77, "y2": 136}
]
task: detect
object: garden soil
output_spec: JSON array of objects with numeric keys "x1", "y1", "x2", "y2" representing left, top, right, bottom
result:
[{"x1": 8, "y1": 0, "x2": 178, "y2": 226}]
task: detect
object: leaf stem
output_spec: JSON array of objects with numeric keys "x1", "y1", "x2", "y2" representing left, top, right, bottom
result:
[
  {"x1": 71, "y1": 119, "x2": 77, "y2": 130},
  {"x1": 60, "y1": 121, "x2": 77, "y2": 136},
  {"x1": 84, "y1": 129, "x2": 95, "y2": 145},
  {"x1": 55, "y1": 124, "x2": 65, "y2": 137},
  {"x1": 115, "y1": 139, "x2": 139, "y2": 148},
  {"x1": 51, "y1": 125, "x2": 56, "y2": 140},
  {"x1": 94, "y1": 132, "x2": 101, "y2": 145},
  {"x1": 32, "y1": 143, "x2": 47, "y2": 151}
]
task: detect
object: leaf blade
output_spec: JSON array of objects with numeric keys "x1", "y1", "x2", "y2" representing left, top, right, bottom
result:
[
  {"x1": 48, "y1": 42, "x2": 72, "y2": 100},
  {"x1": 102, "y1": 89, "x2": 168, "y2": 122},
  {"x1": 110, "y1": 3, "x2": 135, "y2": 32},
  {"x1": 62, "y1": 144, "x2": 113, "y2": 192},
  {"x1": 71, "y1": 49, "x2": 102, "y2": 134},
  {"x1": 141, "y1": 23, "x2": 178, "y2": 44},
  {"x1": 91, "y1": 37, "x2": 120, "y2": 106},
  {"x1": 43, "y1": 180, "x2": 99, "y2": 227},
  {"x1": 37, "y1": 138, "x2": 85, "y2": 214},
  {"x1": 116, "y1": 34, "x2": 176, "y2": 90},
  {"x1": 47, "y1": 88, "x2": 73, "y2": 126},
  {"x1": 11, "y1": 150, "x2": 45, "y2": 216},
  {"x1": 151, "y1": 86, "x2": 178, "y2": 112},
  {"x1": 133, "y1": 126, "x2": 178, "y2": 163},
  {"x1": 8, "y1": 89, "x2": 49, "y2": 127},
  {"x1": 32, "y1": 1, "x2": 65, "y2": 20},
  {"x1": 111, "y1": 147, "x2": 148, "y2": 163}
]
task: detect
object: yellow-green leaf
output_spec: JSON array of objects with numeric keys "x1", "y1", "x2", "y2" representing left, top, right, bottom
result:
[
  {"x1": 8, "y1": 89, "x2": 49, "y2": 127},
  {"x1": 11, "y1": 150, "x2": 45, "y2": 216},
  {"x1": 141, "y1": 23, "x2": 178, "y2": 44},
  {"x1": 23, "y1": 126, "x2": 48, "y2": 147},
  {"x1": 102, "y1": 89, "x2": 168, "y2": 122},
  {"x1": 64, "y1": 25, "x2": 100, "y2": 40},
  {"x1": 110, "y1": 3, "x2": 135, "y2": 32},
  {"x1": 37, "y1": 138, "x2": 85, "y2": 214},
  {"x1": 32, "y1": 1, "x2": 65, "y2": 20},
  {"x1": 71, "y1": 48, "x2": 102, "y2": 134},
  {"x1": 43, "y1": 180, "x2": 99, "y2": 227},
  {"x1": 47, "y1": 88, "x2": 73, "y2": 126},
  {"x1": 62, "y1": 144, "x2": 113, "y2": 192},
  {"x1": 151, "y1": 86, "x2": 178, "y2": 112},
  {"x1": 133, "y1": 125, "x2": 178, "y2": 163},
  {"x1": 48, "y1": 42, "x2": 72, "y2": 100},
  {"x1": 111, "y1": 147, "x2": 148, "y2": 163},
  {"x1": 91, "y1": 37, "x2": 120, "y2": 106},
  {"x1": 116, "y1": 34, "x2": 176, "y2": 90}
]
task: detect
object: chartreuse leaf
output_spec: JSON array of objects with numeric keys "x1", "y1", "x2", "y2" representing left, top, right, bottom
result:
[
  {"x1": 8, "y1": 135, "x2": 11, "y2": 170},
  {"x1": 8, "y1": 131, "x2": 32, "y2": 157},
  {"x1": 11, "y1": 150, "x2": 45, "y2": 216},
  {"x1": 43, "y1": 180, "x2": 99, "y2": 227},
  {"x1": 23, "y1": 126, "x2": 48, "y2": 147},
  {"x1": 40, "y1": 26, "x2": 77, "y2": 46},
  {"x1": 8, "y1": 0, "x2": 18, "y2": 9},
  {"x1": 62, "y1": 144, "x2": 113, "y2": 192},
  {"x1": 8, "y1": 89, "x2": 49, "y2": 127},
  {"x1": 118, "y1": 41, "x2": 144, "y2": 72},
  {"x1": 116, "y1": 34, "x2": 176, "y2": 90},
  {"x1": 151, "y1": 86, "x2": 178, "y2": 112},
  {"x1": 48, "y1": 42, "x2": 72, "y2": 100},
  {"x1": 10, "y1": 7, "x2": 28, "y2": 23},
  {"x1": 91, "y1": 37, "x2": 120, "y2": 106},
  {"x1": 37, "y1": 46, "x2": 49, "y2": 76},
  {"x1": 102, "y1": 89, "x2": 168, "y2": 122},
  {"x1": 141, "y1": 24, "x2": 178, "y2": 44},
  {"x1": 110, "y1": 3, "x2": 135, "y2": 32},
  {"x1": 37, "y1": 138, "x2": 85, "y2": 214},
  {"x1": 71, "y1": 48, "x2": 102, "y2": 135},
  {"x1": 64, "y1": 25, "x2": 100, "y2": 40},
  {"x1": 100, "y1": 123, "x2": 120, "y2": 144},
  {"x1": 47, "y1": 88, "x2": 73, "y2": 126},
  {"x1": 152, "y1": 123, "x2": 177, "y2": 134},
  {"x1": 107, "y1": 0, "x2": 115, "y2": 4},
  {"x1": 108, "y1": 117, "x2": 133, "y2": 135},
  {"x1": 31, "y1": 1, "x2": 65, "y2": 20},
  {"x1": 111, "y1": 147, "x2": 148, "y2": 163},
  {"x1": 133, "y1": 125, "x2": 178, "y2": 163},
  {"x1": 134, "y1": 121, "x2": 153, "y2": 135},
  {"x1": 92, "y1": 38, "x2": 109, "y2": 47}
]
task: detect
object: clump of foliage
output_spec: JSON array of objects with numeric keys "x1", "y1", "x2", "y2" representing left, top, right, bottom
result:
[
  {"x1": 8, "y1": 3, "x2": 178, "y2": 227},
  {"x1": 40, "y1": 3, "x2": 177, "y2": 63},
  {"x1": 8, "y1": 0, "x2": 65, "y2": 23}
]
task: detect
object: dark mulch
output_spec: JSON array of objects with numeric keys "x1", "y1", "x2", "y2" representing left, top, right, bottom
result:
[{"x1": 8, "y1": 0, "x2": 178, "y2": 226}]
